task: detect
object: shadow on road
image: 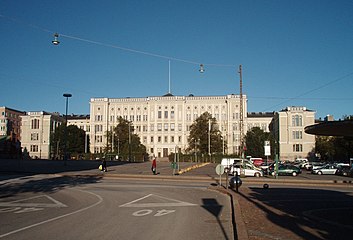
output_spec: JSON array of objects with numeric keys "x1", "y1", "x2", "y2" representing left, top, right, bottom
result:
[
  {"x1": 236, "y1": 187, "x2": 353, "y2": 239},
  {"x1": 0, "y1": 175, "x2": 103, "y2": 199},
  {"x1": 202, "y1": 198, "x2": 230, "y2": 240}
]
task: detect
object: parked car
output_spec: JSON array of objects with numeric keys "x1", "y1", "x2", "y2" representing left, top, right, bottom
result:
[
  {"x1": 231, "y1": 163, "x2": 263, "y2": 177},
  {"x1": 270, "y1": 164, "x2": 301, "y2": 176},
  {"x1": 336, "y1": 165, "x2": 351, "y2": 176},
  {"x1": 311, "y1": 164, "x2": 338, "y2": 175},
  {"x1": 309, "y1": 162, "x2": 326, "y2": 171}
]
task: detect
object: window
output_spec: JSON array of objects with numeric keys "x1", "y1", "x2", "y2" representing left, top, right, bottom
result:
[
  {"x1": 293, "y1": 144, "x2": 303, "y2": 152},
  {"x1": 158, "y1": 111, "x2": 162, "y2": 119},
  {"x1": 292, "y1": 115, "x2": 303, "y2": 126},
  {"x1": 170, "y1": 123, "x2": 175, "y2": 131},
  {"x1": 31, "y1": 133, "x2": 39, "y2": 141},
  {"x1": 292, "y1": 130, "x2": 302, "y2": 139},
  {"x1": 171, "y1": 136, "x2": 175, "y2": 142},
  {"x1": 164, "y1": 123, "x2": 168, "y2": 131},
  {"x1": 178, "y1": 124, "x2": 182, "y2": 131},
  {"x1": 30, "y1": 145, "x2": 39, "y2": 152},
  {"x1": 95, "y1": 125, "x2": 103, "y2": 133},
  {"x1": 171, "y1": 111, "x2": 175, "y2": 119},
  {"x1": 164, "y1": 136, "x2": 168, "y2": 143},
  {"x1": 164, "y1": 111, "x2": 168, "y2": 119},
  {"x1": 158, "y1": 136, "x2": 162, "y2": 142},
  {"x1": 31, "y1": 119, "x2": 40, "y2": 129},
  {"x1": 157, "y1": 123, "x2": 162, "y2": 131},
  {"x1": 150, "y1": 136, "x2": 154, "y2": 143},
  {"x1": 150, "y1": 124, "x2": 154, "y2": 131},
  {"x1": 95, "y1": 115, "x2": 103, "y2": 121}
]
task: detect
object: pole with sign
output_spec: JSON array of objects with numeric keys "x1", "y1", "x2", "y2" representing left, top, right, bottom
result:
[
  {"x1": 215, "y1": 164, "x2": 225, "y2": 186},
  {"x1": 264, "y1": 141, "x2": 271, "y2": 166}
]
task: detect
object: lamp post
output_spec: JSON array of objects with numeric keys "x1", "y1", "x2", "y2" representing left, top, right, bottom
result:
[
  {"x1": 128, "y1": 122, "x2": 132, "y2": 162},
  {"x1": 63, "y1": 93, "x2": 72, "y2": 165}
]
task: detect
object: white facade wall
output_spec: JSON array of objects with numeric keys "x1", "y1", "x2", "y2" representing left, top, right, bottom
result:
[
  {"x1": 21, "y1": 112, "x2": 63, "y2": 159},
  {"x1": 274, "y1": 107, "x2": 315, "y2": 160},
  {"x1": 89, "y1": 94, "x2": 247, "y2": 157}
]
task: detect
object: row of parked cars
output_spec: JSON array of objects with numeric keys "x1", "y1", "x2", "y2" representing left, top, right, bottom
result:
[{"x1": 221, "y1": 158, "x2": 353, "y2": 178}]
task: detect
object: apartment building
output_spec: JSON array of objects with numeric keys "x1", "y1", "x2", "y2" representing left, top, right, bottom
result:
[
  {"x1": 270, "y1": 106, "x2": 315, "y2": 160},
  {"x1": 0, "y1": 106, "x2": 25, "y2": 141},
  {"x1": 89, "y1": 94, "x2": 248, "y2": 157},
  {"x1": 21, "y1": 111, "x2": 64, "y2": 159}
]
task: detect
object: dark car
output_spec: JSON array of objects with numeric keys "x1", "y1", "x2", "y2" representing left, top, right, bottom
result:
[
  {"x1": 270, "y1": 164, "x2": 301, "y2": 176},
  {"x1": 336, "y1": 165, "x2": 351, "y2": 176}
]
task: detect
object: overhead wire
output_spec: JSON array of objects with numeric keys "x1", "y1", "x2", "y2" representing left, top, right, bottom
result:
[{"x1": 1, "y1": 13, "x2": 352, "y2": 110}]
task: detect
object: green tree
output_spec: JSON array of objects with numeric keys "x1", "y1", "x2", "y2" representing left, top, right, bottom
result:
[
  {"x1": 244, "y1": 127, "x2": 274, "y2": 159},
  {"x1": 187, "y1": 112, "x2": 225, "y2": 155},
  {"x1": 107, "y1": 117, "x2": 147, "y2": 161},
  {"x1": 51, "y1": 124, "x2": 88, "y2": 159}
]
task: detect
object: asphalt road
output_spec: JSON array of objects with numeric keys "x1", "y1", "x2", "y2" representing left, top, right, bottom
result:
[{"x1": 0, "y1": 175, "x2": 233, "y2": 240}]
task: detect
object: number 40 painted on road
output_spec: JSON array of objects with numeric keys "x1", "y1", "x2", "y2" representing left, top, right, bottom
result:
[{"x1": 132, "y1": 209, "x2": 175, "y2": 217}]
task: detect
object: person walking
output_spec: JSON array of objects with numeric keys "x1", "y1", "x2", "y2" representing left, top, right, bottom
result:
[
  {"x1": 102, "y1": 158, "x2": 108, "y2": 172},
  {"x1": 151, "y1": 157, "x2": 157, "y2": 175}
]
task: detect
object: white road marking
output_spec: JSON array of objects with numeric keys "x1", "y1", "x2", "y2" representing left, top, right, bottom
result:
[
  {"x1": 0, "y1": 195, "x2": 67, "y2": 208},
  {"x1": 119, "y1": 193, "x2": 197, "y2": 208},
  {"x1": 0, "y1": 189, "x2": 103, "y2": 239}
]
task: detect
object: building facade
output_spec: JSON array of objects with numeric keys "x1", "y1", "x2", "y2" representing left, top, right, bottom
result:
[
  {"x1": 21, "y1": 111, "x2": 63, "y2": 159},
  {"x1": 89, "y1": 94, "x2": 248, "y2": 157},
  {"x1": 247, "y1": 112, "x2": 275, "y2": 133},
  {"x1": 270, "y1": 106, "x2": 315, "y2": 160},
  {"x1": 0, "y1": 106, "x2": 25, "y2": 141}
]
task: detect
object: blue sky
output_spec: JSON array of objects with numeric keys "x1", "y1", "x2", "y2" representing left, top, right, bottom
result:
[{"x1": 1, "y1": 0, "x2": 352, "y2": 119}]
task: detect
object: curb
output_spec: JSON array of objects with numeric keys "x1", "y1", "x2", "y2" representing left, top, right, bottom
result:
[
  {"x1": 208, "y1": 185, "x2": 249, "y2": 240},
  {"x1": 178, "y1": 162, "x2": 210, "y2": 174}
]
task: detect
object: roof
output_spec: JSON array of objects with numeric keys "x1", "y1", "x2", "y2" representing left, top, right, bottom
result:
[{"x1": 304, "y1": 120, "x2": 353, "y2": 137}]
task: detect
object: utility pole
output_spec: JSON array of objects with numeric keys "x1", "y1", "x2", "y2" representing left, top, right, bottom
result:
[{"x1": 238, "y1": 65, "x2": 244, "y2": 158}]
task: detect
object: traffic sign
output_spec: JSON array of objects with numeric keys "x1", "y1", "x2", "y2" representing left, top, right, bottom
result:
[{"x1": 215, "y1": 164, "x2": 225, "y2": 175}]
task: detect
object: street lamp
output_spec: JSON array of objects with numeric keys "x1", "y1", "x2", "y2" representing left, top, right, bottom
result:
[
  {"x1": 52, "y1": 33, "x2": 60, "y2": 45},
  {"x1": 63, "y1": 93, "x2": 72, "y2": 165}
]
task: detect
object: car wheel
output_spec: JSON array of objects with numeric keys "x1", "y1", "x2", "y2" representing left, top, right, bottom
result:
[
  {"x1": 317, "y1": 171, "x2": 322, "y2": 175},
  {"x1": 292, "y1": 172, "x2": 297, "y2": 177},
  {"x1": 255, "y1": 172, "x2": 260, "y2": 178}
]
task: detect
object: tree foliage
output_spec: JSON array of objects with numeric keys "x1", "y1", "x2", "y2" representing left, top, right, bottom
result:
[
  {"x1": 51, "y1": 124, "x2": 88, "y2": 158},
  {"x1": 244, "y1": 127, "x2": 274, "y2": 159},
  {"x1": 107, "y1": 117, "x2": 147, "y2": 161},
  {"x1": 316, "y1": 135, "x2": 353, "y2": 162},
  {"x1": 187, "y1": 112, "x2": 225, "y2": 155}
]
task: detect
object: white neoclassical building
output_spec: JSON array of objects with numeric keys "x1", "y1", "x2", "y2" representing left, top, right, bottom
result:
[
  {"x1": 20, "y1": 111, "x2": 63, "y2": 159},
  {"x1": 270, "y1": 106, "x2": 316, "y2": 160},
  {"x1": 89, "y1": 94, "x2": 248, "y2": 157}
]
